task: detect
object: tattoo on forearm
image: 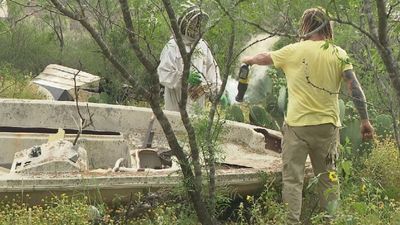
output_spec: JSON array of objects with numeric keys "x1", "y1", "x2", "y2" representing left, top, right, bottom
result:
[{"x1": 343, "y1": 70, "x2": 368, "y2": 120}]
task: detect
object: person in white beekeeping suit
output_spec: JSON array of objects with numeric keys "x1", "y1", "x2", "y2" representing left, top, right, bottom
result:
[{"x1": 157, "y1": 3, "x2": 223, "y2": 112}]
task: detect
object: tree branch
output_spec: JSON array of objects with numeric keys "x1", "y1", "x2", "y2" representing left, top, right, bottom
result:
[
  {"x1": 376, "y1": 0, "x2": 389, "y2": 47},
  {"x1": 118, "y1": 0, "x2": 157, "y2": 73},
  {"x1": 72, "y1": 62, "x2": 94, "y2": 145},
  {"x1": 48, "y1": 0, "x2": 150, "y2": 99},
  {"x1": 160, "y1": 1, "x2": 215, "y2": 224}
]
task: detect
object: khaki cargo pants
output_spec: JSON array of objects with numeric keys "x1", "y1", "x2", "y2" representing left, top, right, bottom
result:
[{"x1": 281, "y1": 123, "x2": 339, "y2": 224}]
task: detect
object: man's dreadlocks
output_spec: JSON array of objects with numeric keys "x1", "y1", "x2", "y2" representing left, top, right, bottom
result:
[{"x1": 299, "y1": 8, "x2": 333, "y2": 40}]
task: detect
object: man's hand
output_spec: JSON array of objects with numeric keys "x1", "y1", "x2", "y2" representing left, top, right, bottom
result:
[
  {"x1": 242, "y1": 56, "x2": 254, "y2": 65},
  {"x1": 188, "y1": 71, "x2": 202, "y2": 86},
  {"x1": 360, "y1": 119, "x2": 374, "y2": 141}
]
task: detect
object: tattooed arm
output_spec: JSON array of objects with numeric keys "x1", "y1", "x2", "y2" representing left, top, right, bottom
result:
[
  {"x1": 342, "y1": 69, "x2": 374, "y2": 140},
  {"x1": 242, "y1": 53, "x2": 273, "y2": 66},
  {"x1": 343, "y1": 70, "x2": 368, "y2": 119}
]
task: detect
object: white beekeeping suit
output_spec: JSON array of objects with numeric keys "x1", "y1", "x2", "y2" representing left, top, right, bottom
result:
[
  {"x1": 0, "y1": 0, "x2": 8, "y2": 18},
  {"x1": 157, "y1": 4, "x2": 221, "y2": 112}
]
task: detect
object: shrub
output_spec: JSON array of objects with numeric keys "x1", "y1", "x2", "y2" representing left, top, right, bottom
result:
[
  {"x1": 225, "y1": 105, "x2": 245, "y2": 122},
  {"x1": 235, "y1": 176, "x2": 287, "y2": 225},
  {"x1": 0, "y1": 63, "x2": 45, "y2": 99},
  {"x1": 311, "y1": 192, "x2": 400, "y2": 225},
  {"x1": 364, "y1": 139, "x2": 400, "y2": 200},
  {"x1": 0, "y1": 194, "x2": 91, "y2": 225}
]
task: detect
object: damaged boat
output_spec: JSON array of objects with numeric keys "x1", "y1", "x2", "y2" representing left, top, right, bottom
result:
[{"x1": 0, "y1": 99, "x2": 282, "y2": 203}]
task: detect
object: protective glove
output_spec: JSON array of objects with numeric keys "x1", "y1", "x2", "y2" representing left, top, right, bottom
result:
[
  {"x1": 220, "y1": 93, "x2": 230, "y2": 107},
  {"x1": 188, "y1": 70, "x2": 202, "y2": 86}
]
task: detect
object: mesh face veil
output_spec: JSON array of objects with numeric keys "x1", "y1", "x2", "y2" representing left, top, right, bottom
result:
[
  {"x1": 178, "y1": 6, "x2": 209, "y2": 39},
  {"x1": 299, "y1": 8, "x2": 333, "y2": 40}
]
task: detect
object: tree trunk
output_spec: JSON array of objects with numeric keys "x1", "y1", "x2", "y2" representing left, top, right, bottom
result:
[{"x1": 365, "y1": 0, "x2": 400, "y2": 106}]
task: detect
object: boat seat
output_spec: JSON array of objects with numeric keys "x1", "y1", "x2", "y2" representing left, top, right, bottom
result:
[{"x1": 138, "y1": 149, "x2": 162, "y2": 169}]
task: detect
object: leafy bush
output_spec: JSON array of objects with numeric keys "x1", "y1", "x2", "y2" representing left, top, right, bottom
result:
[
  {"x1": 0, "y1": 194, "x2": 91, "y2": 225},
  {"x1": 309, "y1": 178, "x2": 400, "y2": 225},
  {"x1": 249, "y1": 105, "x2": 280, "y2": 130},
  {"x1": 232, "y1": 175, "x2": 287, "y2": 225},
  {"x1": 312, "y1": 191, "x2": 400, "y2": 225},
  {"x1": 0, "y1": 63, "x2": 45, "y2": 99},
  {"x1": 125, "y1": 202, "x2": 198, "y2": 225},
  {"x1": 306, "y1": 139, "x2": 400, "y2": 225},
  {"x1": 225, "y1": 105, "x2": 245, "y2": 122},
  {"x1": 0, "y1": 193, "x2": 198, "y2": 225},
  {"x1": 364, "y1": 139, "x2": 400, "y2": 200}
]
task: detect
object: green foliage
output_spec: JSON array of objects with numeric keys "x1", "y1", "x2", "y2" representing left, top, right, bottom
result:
[
  {"x1": 249, "y1": 105, "x2": 278, "y2": 130},
  {"x1": 0, "y1": 193, "x2": 199, "y2": 225},
  {"x1": 237, "y1": 67, "x2": 286, "y2": 129},
  {"x1": 340, "y1": 101, "x2": 364, "y2": 150},
  {"x1": 235, "y1": 176, "x2": 287, "y2": 225},
  {"x1": 374, "y1": 114, "x2": 393, "y2": 138},
  {"x1": 311, "y1": 188, "x2": 400, "y2": 225},
  {"x1": 125, "y1": 203, "x2": 198, "y2": 225},
  {"x1": 1, "y1": 0, "x2": 400, "y2": 224},
  {"x1": 0, "y1": 23, "x2": 60, "y2": 74},
  {"x1": 305, "y1": 140, "x2": 400, "y2": 225},
  {"x1": 0, "y1": 0, "x2": 172, "y2": 105},
  {"x1": 192, "y1": 108, "x2": 227, "y2": 171},
  {"x1": 340, "y1": 119, "x2": 362, "y2": 150},
  {"x1": 225, "y1": 105, "x2": 244, "y2": 122},
  {"x1": 271, "y1": 37, "x2": 295, "y2": 51},
  {"x1": 364, "y1": 139, "x2": 400, "y2": 200},
  {"x1": 249, "y1": 105, "x2": 268, "y2": 126},
  {"x1": 0, "y1": 194, "x2": 91, "y2": 225},
  {"x1": 0, "y1": 63, "x2": 45, "y2": 99}
]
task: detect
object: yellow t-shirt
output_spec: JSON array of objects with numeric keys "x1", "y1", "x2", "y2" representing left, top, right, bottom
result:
[{"x1": 270, "y1": 40, "x2": 353, "y2": 127}]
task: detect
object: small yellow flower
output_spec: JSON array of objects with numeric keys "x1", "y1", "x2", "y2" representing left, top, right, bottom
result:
[
  {"x1": 246, "y1": 195, "x2": 253, "y2": 203},
  {"x1": 360, "y1": 184, "x2": 367, "y2": 193},
  {"x1": 328, "y1": 171, "x2": 338, "y2": 182}
]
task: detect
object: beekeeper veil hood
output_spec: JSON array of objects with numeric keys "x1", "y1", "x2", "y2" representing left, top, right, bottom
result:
[{"x1": 178, "y1": 3, "x2": 209, "y2": 40}]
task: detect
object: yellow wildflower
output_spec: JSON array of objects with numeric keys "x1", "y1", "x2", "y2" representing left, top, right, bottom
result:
[
  {"x1": 328, "y1": 171, "x2": 338, "y2": 182},
  {"x1": 246, "y1": 195, "x2": 253, "y2": 203},
  {"x1": 360, "y1": 184, "x2": 366, "y2": 193}
]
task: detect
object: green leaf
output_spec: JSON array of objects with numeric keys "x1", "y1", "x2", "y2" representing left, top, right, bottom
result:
[
  {"x1": 341, "y1": 160, "x2": 352, "y2": 180},
  {"x1": 374, "y1": 114, "x2": 393, "y2": 137},
  {"x1": 306, "y1": 176, "x2": 319, "y2": 190},
  {"x1": 226, "y1": 105, "x2": 244, "y2": 122},
  {"x1": 352, "y1": 202, "x2": 368, "y2": 215}
]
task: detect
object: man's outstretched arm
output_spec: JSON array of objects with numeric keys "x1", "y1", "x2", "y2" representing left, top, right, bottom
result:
[
  {"x1": 342, "y1": 69, "x2": 374, "y2": 140},
  {"x1": 242, "y1": 53, "x2": 273, "y2": 66}
]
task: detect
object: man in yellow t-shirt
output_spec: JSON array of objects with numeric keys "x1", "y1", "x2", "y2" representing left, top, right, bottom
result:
[{"x1": 242, "y1": 8, "x2": 374, "y2": 224}]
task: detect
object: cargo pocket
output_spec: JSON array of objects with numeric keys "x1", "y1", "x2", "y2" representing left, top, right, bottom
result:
[{"x1": 325, "y1": 126, "x2": 339, "y2": 169}]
